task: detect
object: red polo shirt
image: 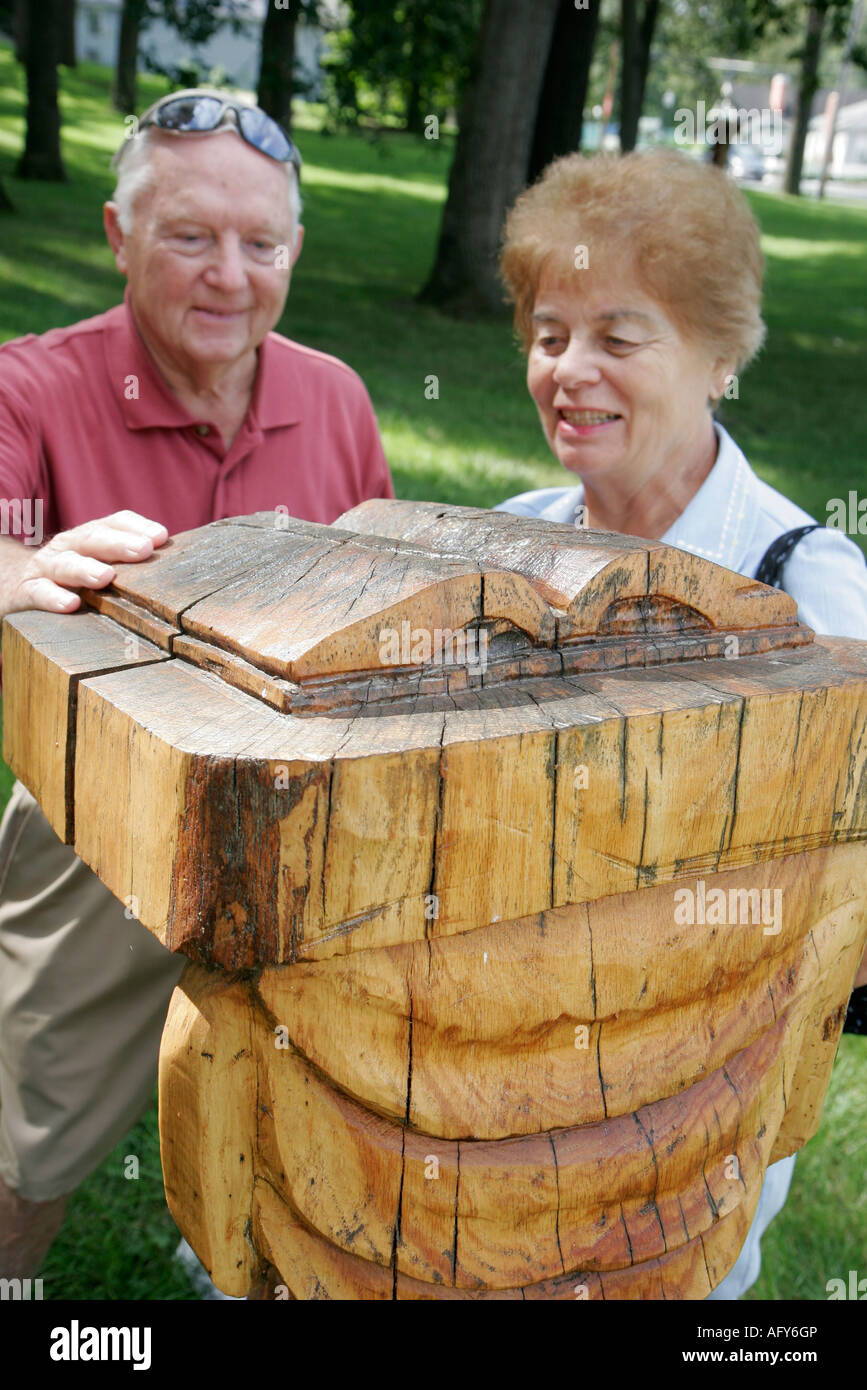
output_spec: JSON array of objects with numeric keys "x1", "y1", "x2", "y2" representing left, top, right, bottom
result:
[{"x1": 0, "y1": 294, "x2": 393, "y2": 540}]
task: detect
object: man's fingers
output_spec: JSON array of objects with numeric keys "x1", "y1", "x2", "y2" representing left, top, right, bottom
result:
[
  {"x1": 4, "y1": 513, "x2": 167, "y2": 619},
  {"x1": 12, "y1": 576, "x2": 83, "y2": 614},
  {"x1": 99, "y1": 511, "x2": 169, "y2": 543},
  {"x1": 5, "y1": 550, "x2": 119, "y2": 616},
  {"x1": 38, "y1": 549, "x2": 117, "y2": 590},
  {"x1": 9, "y1": 550, "x2": 119, "y2": 615},
  {"x1": 48, "y1": 522, "x2": 162, "y2": 564}
]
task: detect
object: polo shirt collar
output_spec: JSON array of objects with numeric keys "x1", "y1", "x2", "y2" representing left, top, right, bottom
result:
[
  {"x1": 248, "y1": 331, "x2": 303, "y2": 429},
  {"x1": 105, "y1": 291, "x2": 302, "y2": 432},
  {"x1": 661, "y1": 423, "x2": 759, "y2": 572}
]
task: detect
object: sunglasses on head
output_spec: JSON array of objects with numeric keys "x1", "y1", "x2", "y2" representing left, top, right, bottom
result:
[{"x1": 128, "y1": 91, "x2": 302, "y2": 172}]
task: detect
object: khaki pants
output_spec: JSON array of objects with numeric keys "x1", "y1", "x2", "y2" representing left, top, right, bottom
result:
[{"x1": 0, "y1": 780, "x2": 186, "y2": 1201}]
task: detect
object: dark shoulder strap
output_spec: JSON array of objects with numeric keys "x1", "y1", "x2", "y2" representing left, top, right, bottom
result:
[
  {"x1": 753, "y1": 524, "x2": 823, "y2": 588},
  {"x1": 755, "y1": 522, "x2": 867, "y2": 1037},
  {"x1": 844, "y1": 984, "x2": 867, "y2": 1037}
]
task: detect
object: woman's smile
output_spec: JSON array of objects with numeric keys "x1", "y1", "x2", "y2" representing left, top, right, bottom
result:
[{"x1": 557, "y1": 408, "x2": 623, "y2": 436}]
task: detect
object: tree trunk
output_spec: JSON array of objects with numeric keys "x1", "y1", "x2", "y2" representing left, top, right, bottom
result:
[
  {"x1": 113, "y1": 0, "x2": 143, "y2": 113},
  {"x1": 619, "y1": 0, "x2": 660, "y2": 153},
  {"x1": 404, "y1": 0, "x2": 426, "y2": 134},
  {"x1": 0, "y1": 176, "x2": 14, "y2": 212},
  {"x1": 257, "y1": 0, "x2": 297, "y2": 132},
  {"x1": 528, "y1": 0, "x2": 602, "y2": 183},
  {"x1": 12, "y1": 0, "x2": 28, "y2": 63},
  {"x1": 784, "y1": 0, "x2": 829, "y2": 196},
  {"x1": 709, "y1": 110, "x2": 738, "y2": 170},
  {"x1": 405, "y1": 73, "x2": 424, "y2": 135},
  {"x1": 419, "y1": 0, "x2": 560, "y2": 317},
  {"x1": 61, "y1": 0, "x2": 76, "y2": 66},
  {"x1": 15, "y1": 0, "x2": 67, "y2": 181}
]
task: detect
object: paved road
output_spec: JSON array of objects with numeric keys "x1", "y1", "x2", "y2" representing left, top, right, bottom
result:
[{"x1": 737, "y1": 172, "x2": 867, "y2": 203}]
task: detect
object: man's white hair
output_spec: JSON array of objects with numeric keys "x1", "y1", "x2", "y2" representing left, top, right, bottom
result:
[{"x1": 111, "y1": 125, "x2": 302, "y2": 244}]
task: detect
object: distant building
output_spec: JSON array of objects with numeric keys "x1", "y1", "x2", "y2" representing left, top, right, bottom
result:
[
  {"x1": 76, "y1": 0, "x2": 330, "y2": 101},
  {"x1": 706, "y1": 58, "x2": 867, "y2": 175},
  {"x1": 805, "y1": 97, "x2": 867, "y2": 178}
]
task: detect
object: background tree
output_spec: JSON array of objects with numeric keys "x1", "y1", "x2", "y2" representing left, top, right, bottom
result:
[
  {"x1": 113, "y1": 0, "x2": 149, "y2": 113},
  {"x1": 258, "y1": 0, "x2": 320, "y2": 131},
  {"x1": 527, "y1": 0, "x2": 602, "y2": 182},
  {"x1": 0, "y1": 176, "x2": 13, "y2": 212},
  {"x1": 784, "y1": 0, "x2": 853, "y2": 192},
  {"x1": 321, "y1": 0, "x2": 482, "y2": 133},
  {"x1": 15, "y1": 0, "x2": 67, "y2": 180},
  {"x1": 10, "y1": 0, "x2": 26, "y2": 61},
  {"x1": 61, "y1": 0, "x2": 77, "y2": 67},
  {"x1": 419, "y1": 0, "x2": 560, "y2": 316},
  {"x1": 619, "y1": 0, "x2": 661, "y2": 151},
  {"x1": 640, "y1": 0, "x2": 780, "y2": 124},
  {"x1": 134, "y1": 0, "x2": 245, "y2": 95}
]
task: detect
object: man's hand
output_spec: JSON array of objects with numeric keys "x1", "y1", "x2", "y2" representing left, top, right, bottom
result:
[{"x1": 0, "y1": 511, "x2": 169, "y2": 621}]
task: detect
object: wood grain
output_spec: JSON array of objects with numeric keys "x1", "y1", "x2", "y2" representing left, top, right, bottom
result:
[
  {"x1": 5, "y1": 506, "x2": 865, "y2": 1301},
  {"x1": 61, "y1": 640, "x2": 867, "y2": 967},
  {"x1": 159, "y1": 964, "x2": 256, "y2": 1296},
  {"x1": 256, "y1": 843, "x2": 866, "y2": 1138},
  {"x1": 336, "y1": 500, "x2": 800, "y2": 634},
  {"x1": 1, "y1": 609, "x2": 166, "y2": 840}
]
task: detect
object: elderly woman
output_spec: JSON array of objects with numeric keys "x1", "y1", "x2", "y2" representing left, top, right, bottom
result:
[{"x1": 496, "y1": 148, "x2": 867, "y2": 1300}]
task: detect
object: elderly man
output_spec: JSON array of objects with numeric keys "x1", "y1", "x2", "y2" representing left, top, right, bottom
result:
[{"x1": 0, "y1": 89, "x2": 393, "y2": 1280}]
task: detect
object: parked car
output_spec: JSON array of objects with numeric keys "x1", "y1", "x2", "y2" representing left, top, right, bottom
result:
[{"x1": 727, "y1": 143, "x2": 766, "y2": 180}]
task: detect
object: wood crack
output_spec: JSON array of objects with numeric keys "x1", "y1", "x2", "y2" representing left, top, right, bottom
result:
[
  {"x1": 595, "y1": 1021, "x2": 608, "y2": 1119},
  {"x1": 450, "y1": 1142, "x2": 461, "y2": 1286},
  {"x1": 391, "y1": 1128, "x2": 406, "y2": 1300},
  {"x1": 549, "y1": 1134, "x2": 566, "y2": 1274},
  {"x1": 726, "y1": 697, "x2": 747, "y2": 851},
  {"x1": 633, "y1": 1111, "x2": 667, "y2": 1253}
]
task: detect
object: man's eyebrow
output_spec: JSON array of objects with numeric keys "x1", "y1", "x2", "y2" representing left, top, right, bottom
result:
[
  {"x1": 157, "y1": 214, "x2": 284, "y2": 236},
  {"x1": 156, "y1": 214, "x2": 209, "y2": 229}
]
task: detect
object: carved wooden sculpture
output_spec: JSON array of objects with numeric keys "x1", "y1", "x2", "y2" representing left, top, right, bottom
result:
[{"x1": 3, "y1": 502, "x2": 865, "y2": 1299}]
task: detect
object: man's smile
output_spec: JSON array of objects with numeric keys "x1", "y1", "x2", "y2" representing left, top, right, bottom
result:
[{"x1": 192, "y1": 306, "x2": 249, "y2": 319}]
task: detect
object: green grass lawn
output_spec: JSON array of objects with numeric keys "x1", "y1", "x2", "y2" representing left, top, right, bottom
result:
[{"x1": 0, "y1": 46, "x2": 864, "y2": 1301}]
